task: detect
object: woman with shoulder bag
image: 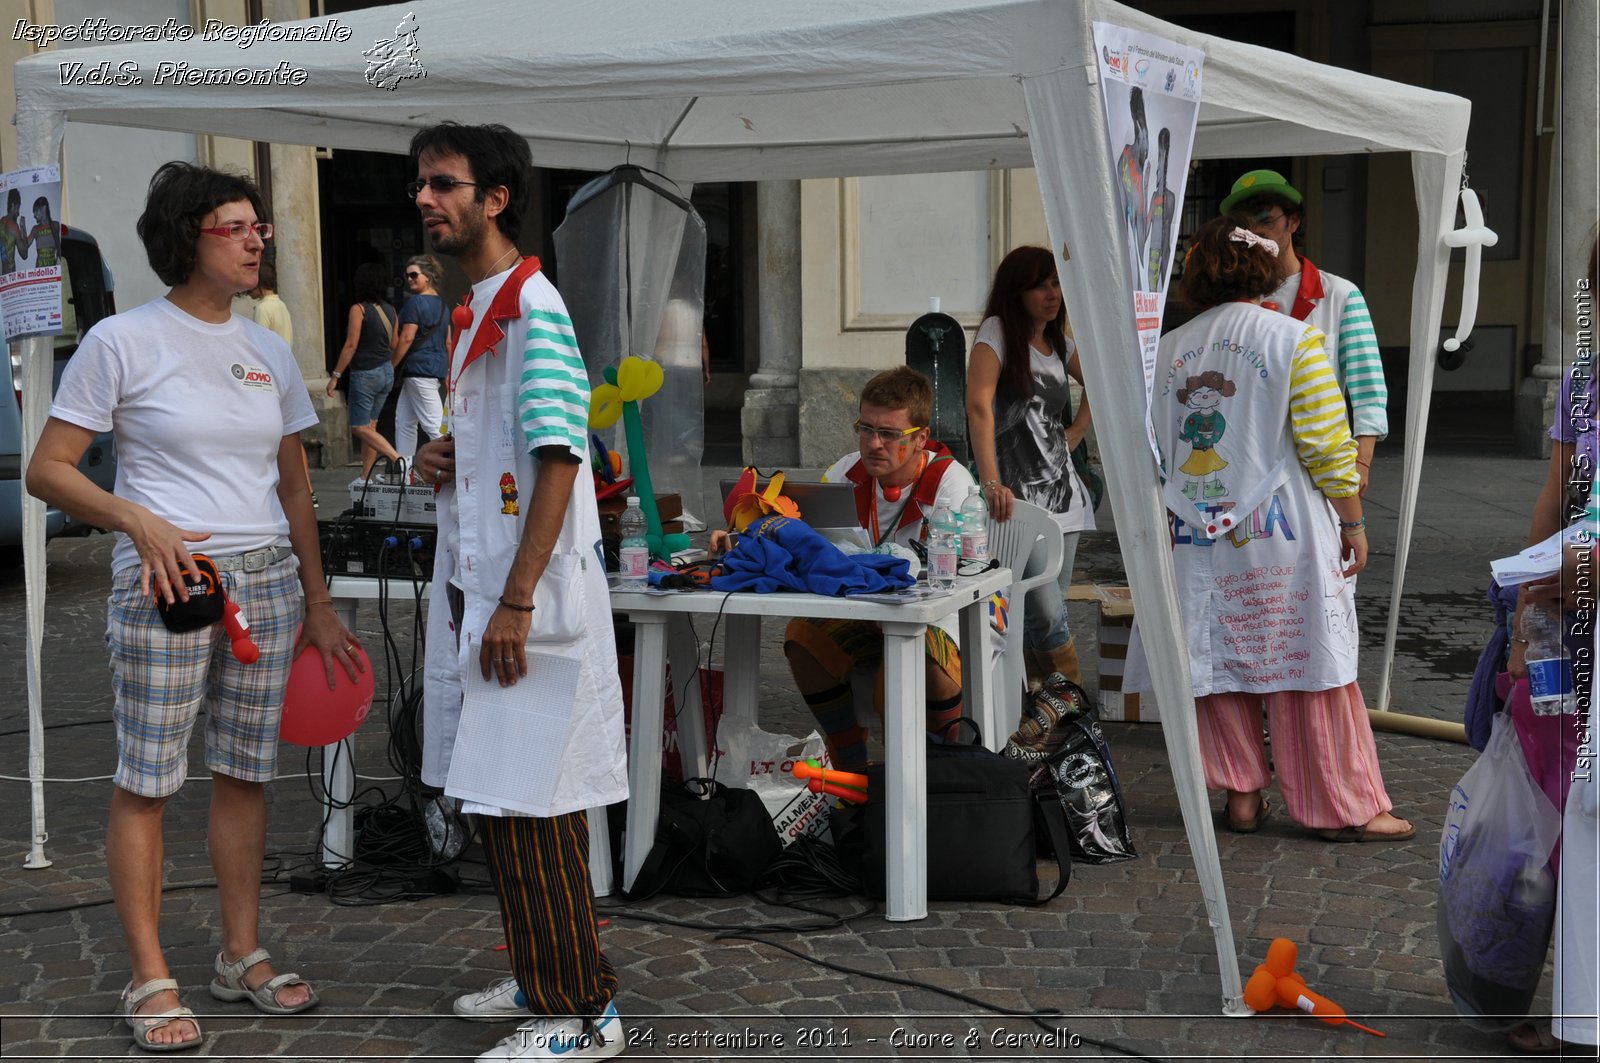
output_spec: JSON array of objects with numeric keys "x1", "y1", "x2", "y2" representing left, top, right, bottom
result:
[{"x1": 326, "y1": 261, "x2": 403, "y2": 480}]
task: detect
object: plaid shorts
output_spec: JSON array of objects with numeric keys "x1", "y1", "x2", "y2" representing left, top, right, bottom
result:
[{"x1": 106, "y1": 553, "x2": 303, "y2": 797}]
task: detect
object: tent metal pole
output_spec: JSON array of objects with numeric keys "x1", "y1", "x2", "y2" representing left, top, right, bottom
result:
[{"x1": 1376, "y1": 150, "x2": 1466, "y2": 712}]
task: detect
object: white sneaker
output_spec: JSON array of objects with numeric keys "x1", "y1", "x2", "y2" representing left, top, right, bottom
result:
[
  {"x1": 453, "y1": 976, "x2": 535, "y2": 1022},
  {"x1": 476, "y1": 1001, "x2": 625, "y2": 1060}
]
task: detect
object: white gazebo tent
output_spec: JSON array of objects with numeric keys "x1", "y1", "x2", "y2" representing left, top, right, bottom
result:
[{"x1": 13, "y1": 0, "x2": 1470, "y2": 1014}]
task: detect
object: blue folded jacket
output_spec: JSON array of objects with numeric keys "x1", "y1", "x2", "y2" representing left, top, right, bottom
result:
[{"x1": 710, "y1": 515, "x2": 914, "y2": 595}]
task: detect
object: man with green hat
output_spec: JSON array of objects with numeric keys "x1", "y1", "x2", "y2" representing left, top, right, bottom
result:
[{"x1": 1220, "y1": 168, "x2": 1387, "y2": 494}]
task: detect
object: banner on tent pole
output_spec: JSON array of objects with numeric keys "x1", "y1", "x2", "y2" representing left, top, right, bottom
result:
[
  {"x1": 1091, "y1": 23, "x2": 1203, "y2": 450},
  {"x1": 0, "y1": 165, "x2": 64, "y2": 341}
]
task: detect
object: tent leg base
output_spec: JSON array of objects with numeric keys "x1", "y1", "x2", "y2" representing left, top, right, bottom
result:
[{"x1": 1223, "y1": 997, "x2": 1253, "y2": 1018}]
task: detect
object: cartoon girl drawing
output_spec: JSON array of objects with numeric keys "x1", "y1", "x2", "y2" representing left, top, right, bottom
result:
[{"x1": 1175, "y1": 370, "x2": 1237, "y2": 500}]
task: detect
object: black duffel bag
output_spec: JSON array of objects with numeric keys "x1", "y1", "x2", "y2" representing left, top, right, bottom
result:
[
  {"x1": 843, "y1": 724, "x2": 1071, "y2": 905},
  {"x1": 622, "y1": 777, "x2": 782, "y2": 900}
]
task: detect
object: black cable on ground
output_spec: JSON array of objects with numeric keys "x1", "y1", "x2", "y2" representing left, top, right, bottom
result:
[{"x1": 597, "y1": 890, "x2": 1164, "y2": 1062}]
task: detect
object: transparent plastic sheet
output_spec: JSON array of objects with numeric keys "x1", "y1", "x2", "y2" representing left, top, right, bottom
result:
[{"x1": 553, "y1": 169, "x2": 707, "y2": 520}]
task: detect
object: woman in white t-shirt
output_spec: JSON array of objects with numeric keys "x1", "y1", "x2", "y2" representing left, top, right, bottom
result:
[
  {"x1": 966, "y1": 246, "x2": 1096, "y2": 686},
  {"x1": 27, "y1": 163, "x2": 362, "y2": 1052}
]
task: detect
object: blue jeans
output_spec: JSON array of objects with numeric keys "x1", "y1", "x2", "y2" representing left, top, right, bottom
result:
[
  {"x1": 1022, "y1": 531, "x2": 1080, "y2": 652},
  {"x1": 347, "y1": 363, "x2": 394, "y2": 429}
]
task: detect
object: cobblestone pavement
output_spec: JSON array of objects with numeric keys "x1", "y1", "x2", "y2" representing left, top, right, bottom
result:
[{"x1": 0, "y1": 446, "x2": 1570, "y2": 1060}]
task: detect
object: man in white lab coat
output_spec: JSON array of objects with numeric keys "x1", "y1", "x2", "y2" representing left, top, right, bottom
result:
[{"x1": 411, "y1": 123, "x2": 628, "y2": 1062}]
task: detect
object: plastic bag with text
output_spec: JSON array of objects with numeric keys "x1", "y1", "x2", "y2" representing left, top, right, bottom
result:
[{"x1": 715, "y1": 717, "x2": 831, "y2": 848}]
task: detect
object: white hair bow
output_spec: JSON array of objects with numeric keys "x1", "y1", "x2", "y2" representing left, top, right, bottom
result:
[{"x1": 1228, "y1": 226, "x2": 1279, "y2": 257}]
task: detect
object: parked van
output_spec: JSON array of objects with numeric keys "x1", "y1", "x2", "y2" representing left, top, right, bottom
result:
[{"x1": 0, "y1": 225, "x2": 117, "y2": 565}]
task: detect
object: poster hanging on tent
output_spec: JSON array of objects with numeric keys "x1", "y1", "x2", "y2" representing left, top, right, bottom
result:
[
  {"x1": 1091, "y1": 23, "x2": 1203, "y2": 424},
  {"x1": 0, "y1": 165, "x2": 64, "y2": 341}
]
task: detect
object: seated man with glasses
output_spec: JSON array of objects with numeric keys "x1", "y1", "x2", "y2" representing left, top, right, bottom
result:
[
  {"x1": 784, "y1": 366, "x2": 977, "y2": 769},
  {"x1": 1220, "y1": 169, "x2": 1388, "y2": 495}
]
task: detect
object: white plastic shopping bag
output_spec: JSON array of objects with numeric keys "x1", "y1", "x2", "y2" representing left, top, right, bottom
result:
[{"x1": 715, "y1": 717, "x2": 831, "y2": 847}]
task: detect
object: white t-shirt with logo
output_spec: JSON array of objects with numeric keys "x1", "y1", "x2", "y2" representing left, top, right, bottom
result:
[{"x1": 50, "y1": 297, "x2": 319, "y2": 573}]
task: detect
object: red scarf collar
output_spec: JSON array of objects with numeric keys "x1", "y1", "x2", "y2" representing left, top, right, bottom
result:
[
  {"x1": 454, "y1": 255, "x2": 543, "y2": 375},
  {"x1": 843, "y1": 441, "x2": 956, "y2": 534},
  {"x1": 1288, "y1": 257, "x2": 1324, "y2": 321}
]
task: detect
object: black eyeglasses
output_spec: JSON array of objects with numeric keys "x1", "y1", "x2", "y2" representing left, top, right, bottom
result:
[
  {"x1": 1253, "y1": 208, "x2": 1285, "y2": 226},
  {"x1": 406, "y1": 175, "x2": 479, "y2": 199}
]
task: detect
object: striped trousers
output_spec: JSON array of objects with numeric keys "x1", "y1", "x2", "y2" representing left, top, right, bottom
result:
[
  {"x1": 1194, "y1": 681, "x2": 1393, "y2": 830},
  {"x1": 479, "y1": 811, "x2": 618, "y2": 1018}
]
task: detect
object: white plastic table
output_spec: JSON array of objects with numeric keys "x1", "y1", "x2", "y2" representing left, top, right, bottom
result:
[{"x1": 612, "y1": 566, "x2": 1010, "y2": 921}]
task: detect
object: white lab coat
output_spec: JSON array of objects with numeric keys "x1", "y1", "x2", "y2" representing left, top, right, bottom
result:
[
  {"x1": 1129, "y1": 302, "x2": 1359, "y2": 696},
  {"x1": 422, "y1": 264, "x2": 628, "y2": 817}
]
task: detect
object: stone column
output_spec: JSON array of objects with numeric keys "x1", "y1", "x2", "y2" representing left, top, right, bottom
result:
[
  {"x1": 1522, "y1": 0, "x2": 1598, "y2": 456},
  {"x1": 741, "y1": 180, "x2": 802, "y2": 466},
  {"x1": 270, "y1": 140, "x2": 348, "y2": 467}
]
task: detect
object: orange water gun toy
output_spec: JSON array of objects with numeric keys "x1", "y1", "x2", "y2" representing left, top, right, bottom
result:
[
  {"x1": 791, "y1": 759, "x2": 868, "y2": 804},
  {"x1": 1243, "y1": 938, "x2": 1385, "y2": 1038}
]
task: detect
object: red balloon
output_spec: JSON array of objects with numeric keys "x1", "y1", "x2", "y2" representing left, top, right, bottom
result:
[{"x1": 279, "y1": 642, "x2": 376, "y2": 747}]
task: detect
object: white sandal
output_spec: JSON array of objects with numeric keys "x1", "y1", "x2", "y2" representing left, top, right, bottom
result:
[
  {"x1": 208, "y1": 947, "x2": 319, "y2": 1015},
  {"x1": 120, "y1": 978, "x2": 202, "y2": 1053}
]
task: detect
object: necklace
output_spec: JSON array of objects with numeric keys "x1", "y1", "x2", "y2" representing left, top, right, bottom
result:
[
  {"x1": 452, "y1": 247, "x2": 523, "y2": 333},
  {"x1": 480, "y1": 246, "x2": 520, "y2": 282}
]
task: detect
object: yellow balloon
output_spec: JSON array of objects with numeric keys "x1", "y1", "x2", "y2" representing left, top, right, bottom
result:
[
  {"x1": 588, "y1": 383, "x2": 624, "y2": 428},
  {"x1": 616, "y1": 355, "x2": 665, "y2": 402}
]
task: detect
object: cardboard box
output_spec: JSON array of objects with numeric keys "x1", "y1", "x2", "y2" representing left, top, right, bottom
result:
[
  {"x1": 347, "y1": 480, "x2": 438, "y2": 525},
  {"x1": 1070, "y1": 584, "x2": 1161, "y2": 723}
]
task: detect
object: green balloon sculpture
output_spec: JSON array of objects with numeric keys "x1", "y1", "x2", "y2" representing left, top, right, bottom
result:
[{"x1": 589, "y1": 356, "x2": 691, "y2": 559}]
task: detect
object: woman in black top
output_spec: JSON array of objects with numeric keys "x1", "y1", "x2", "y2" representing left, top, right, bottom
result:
[{"x1": 326, "y1": 262, "x2": 403, "y2": 480}]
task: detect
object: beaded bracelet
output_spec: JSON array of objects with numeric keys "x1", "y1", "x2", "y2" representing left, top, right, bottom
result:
[
  {"x1": 982, "y1": 480, "x2": 1003, "y2": 489},
  {"x1": 498, "y1": 597, "x2": 536, "y2": 613}
]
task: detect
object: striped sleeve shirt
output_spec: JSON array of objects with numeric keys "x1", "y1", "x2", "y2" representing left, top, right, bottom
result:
[
  {"x1": 1335, "y1": 287, "x2": 1388, "y2": 439},
  {"x1": 518, "y1": 303, "x2": 590, "y2": 460},
  {"x1": 1287, "y1": 325, "x2": 1360, "y2": 498}
]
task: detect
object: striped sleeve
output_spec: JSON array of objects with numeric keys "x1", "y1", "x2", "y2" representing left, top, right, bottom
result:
[
  {"x1": 1288, "y1": 325, "x2": 1360, "y2": 498},
  {"x1": 518, "y1": 306, "x2": 590, "y2": 459},
  {"x1": 1337, "y1": 287, "x2": 1388, "y2": 439}
]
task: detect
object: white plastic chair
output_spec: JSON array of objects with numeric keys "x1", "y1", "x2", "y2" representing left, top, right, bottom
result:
[{"x1": 979, "y1": 499, "x2": 1064, "y2": 748}]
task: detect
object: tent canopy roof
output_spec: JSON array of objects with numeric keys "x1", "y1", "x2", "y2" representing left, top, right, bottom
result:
[{"x1": 16, "y1": 0, "x2": 1468, "y2": 179}]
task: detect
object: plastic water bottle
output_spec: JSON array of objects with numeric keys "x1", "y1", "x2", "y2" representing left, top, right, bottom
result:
[
  {"x1": 1522, "y1": 601, "x2": 1576, "y2": 715},
  {"x1": 927, "y1": 503, "x2": 958, "y2": 590},
  {"x1": 619, "y1": 496, "x2": 649, "y2": 590},
  {"x1": 959, "y1": 484, "x2": 990, "y2": 563}
]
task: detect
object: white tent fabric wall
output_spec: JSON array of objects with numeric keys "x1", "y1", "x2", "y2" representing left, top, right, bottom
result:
[
  {"x1": 11, "y1": 0, "x2": 1472, "y2": 1014},
  {"x1": 1022, "y1": 65, "x2": 1248, "y2": 1012}
]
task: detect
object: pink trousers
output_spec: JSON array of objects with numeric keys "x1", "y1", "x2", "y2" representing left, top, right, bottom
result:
[{"x1": 1195, "y1": 681, "x2": 1393, "y2": 829}]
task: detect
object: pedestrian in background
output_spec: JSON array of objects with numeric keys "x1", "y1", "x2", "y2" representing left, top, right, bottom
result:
[
  {"x1": 326, "y1": 261, "x2": 404, "y2": 481},
  {"x1": 965, "y1": 245, "x2": 1096, "y2": 686},
  {"x1": 392, "y1": 253, "x2": 449, "y2": 466}
]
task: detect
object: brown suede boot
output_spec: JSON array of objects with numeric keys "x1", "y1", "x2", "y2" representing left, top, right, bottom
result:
[
  {"x1": 1024, "y1": 648, "x2": 1050, "y2": 692},
  {"x1": 1041, "y1": 639, "x2": 1083, "y2": 685}
]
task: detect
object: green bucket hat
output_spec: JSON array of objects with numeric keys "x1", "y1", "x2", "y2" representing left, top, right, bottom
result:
[{"x1": 1219, "y1": 169, "x2": 1302, "y2": 215}]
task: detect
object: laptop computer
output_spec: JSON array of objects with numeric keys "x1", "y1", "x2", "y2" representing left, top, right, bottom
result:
[{"x1": 717, "y1": 478, "x2": 862, "y2": 534}]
